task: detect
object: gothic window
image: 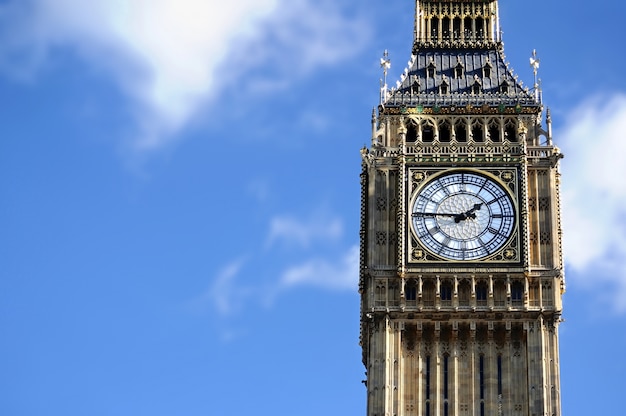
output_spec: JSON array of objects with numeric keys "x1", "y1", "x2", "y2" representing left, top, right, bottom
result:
[
  {"x1": 476, "y1": 282, "x2": 488, "y2": 306},
  {"x1": 542, "y1": 281, "x2": 554, "y2": 307},
  {"x1": 459, "y1": 279, "x2": 471, "y2": 306},
  {"x1": 483, "y1": 61, "x2": 492, "y2": 78},
  {"x1": 440, "y1": 78, "x2": 449, "y2": 95},
  {"x1": 471, "y1": 121, "x2": 484, "y2": 142},
  {"x1": 375, "y1": 284, "x2": 386, "y2": 307},
  {"x1": 455, "y1": 120, "x2": 467, "y2": 142},
  {"x1": 476, "y1": 17, "x2": 485, "y2": 41},
  {"x1": 389, "y1": 283, "x2": 400, "y2": 306},
  {"x1": 442, "y1": 17, "x2": 451, "y2": 40},
  {"x1": 423, "y1": 280, "x2": 435, "y2": 307},
  {"x1": 453, "y1": 17, "x2": 461, "y2": 41},
  {"x1": 529, "y1": 282, "x2": 540, "y2": 307},
  {"x1": 441, "y1": 281, "x2": 453, "y2": 306},
  {"x1": 464, "y1": 17, "x2": 473, "y2": 40},
  {"x1": 431, "y1": 18, "x2": 439, "y2": 41},
  {"x1": 511, "y1": 281, "x2": 524, "y2": 306},
  {"x1": 504, "y1": 120, "x2": 517, "y2": 142},
  {"x1": 500, "y1": 80, "x2": 510, "y2": 94},
  {"x1": 472, "y1": 79, "x2": 482, "y2": 94},
  {"x1": 422, "y1": 120, "x2": 435, "y2": 142},
  {"x1": 427, "y1": 61, "x2": 436, "y2": 78},
  {"x1": 412, "y1": 78, "x2": 421, "y2": 94},
  {"x1": 407, "y1": 122, "x2": 418, "y2": 142},
  {"x1": 455, "y1": 62, "x2": 464, "y2": 78},
  {"x1": 488, "y1": 120, "x2": 501, "y2": 142},
  {"x1": 440, "y1": 285, "x2": 452, "y2": 305},
  {"x1": 405, "y1": 280, "x2": 417, "y2": 301},
  {"x1": 439, "y1": 121, "x2": 451, "y2": 142},
  {"x1": 494, "y1": 280, "x2": 506, "y2": 307}
]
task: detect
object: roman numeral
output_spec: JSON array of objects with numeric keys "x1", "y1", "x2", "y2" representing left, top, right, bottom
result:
[
  {"x1": 486, "y1": 194, "x2": 505, "y2": 205},
  {"x1": 488, "y1": 226, "x2": 501, "y2": 235}
]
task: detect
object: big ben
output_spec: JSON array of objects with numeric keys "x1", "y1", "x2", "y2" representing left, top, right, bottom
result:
[{"x1": 359, "y1": 1, "x2": 564, "y2": 416}]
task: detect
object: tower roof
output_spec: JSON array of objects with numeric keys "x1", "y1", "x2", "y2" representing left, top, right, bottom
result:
[
  {"x1": 380, "y1": 0, "x2": 540, "y2": 111},
  {"x1": 384, "y1": 47, "x2": 537, "y2": 108}
]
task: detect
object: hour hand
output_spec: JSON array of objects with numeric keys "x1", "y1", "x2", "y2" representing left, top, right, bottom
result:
[
  {"x1": 463, "y1": 202, "x2": 484, "y2": 218},
  {"x1": 454, "y1": 203, "x2": 484, "y2": 222}
]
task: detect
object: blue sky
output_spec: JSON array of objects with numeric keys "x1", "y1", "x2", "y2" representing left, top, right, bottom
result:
[{"x1": 1, "y1": 0, "x2": 625, "y2": 415}]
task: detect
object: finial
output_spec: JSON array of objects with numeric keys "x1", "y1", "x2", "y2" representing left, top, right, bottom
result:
[
  {"x1": 379, "y1": 50, "x2": 391, "y2": 104},
  {"x1": 530, "y1": 49, "x2": 541, "y2": 102}
]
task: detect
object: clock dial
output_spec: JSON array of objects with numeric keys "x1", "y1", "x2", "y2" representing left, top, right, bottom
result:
[{"x1": 411, "y1": 171, "x2": 515, "y2": 260}]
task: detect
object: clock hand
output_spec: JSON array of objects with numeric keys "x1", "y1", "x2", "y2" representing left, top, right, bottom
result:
[
  {"x1": 464, "y1": 202, "x2": 483, "y2": 218},
  {"x1": 412, "y1": 212, "x2": 458, "y2": 217},
  {"x1": 454, "y1": 203, "x2": 484, "y2": 223}
]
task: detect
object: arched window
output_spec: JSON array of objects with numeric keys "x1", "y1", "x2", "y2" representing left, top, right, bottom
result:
[
  {"x1": 488, "y1": 120, "x2": 501, "y2": 142},
  {"x1": 483, "y1": 61, "x2": 492, "y2": 78},
  {"x1": 529, "y1": 282, "x2": 540, "y2": 307},
  {"x1": 511, "y1": 281, "x2": 524, "y2": 306},
  {"x1": 472, "y1": 122, "x2": 484, "y2": 142},
  {"x1": 423, "y1": 280, "x2": 436, "y2": 307},
  {"x1": 405, "y1": 279, "x2": 417, "y2": 302},
  {"x1": 504, "y1": 120, "x2": 517, "y2": 142},
  {"x1": 427, "y1": 61, "x2": 436, "y2": 78},
  {"x1": 476, "y1": 282, "x2": 488, "y2": 306},
  {"x1": 440, "y1": 78, "x2": 449, "y2": 95},
  {"x1": 472, "y1": 79, "x2": 482, "y2": 94},
  {"x1": 389, "y1": 283, "x2": 400, "y2": 306},
  {"x1": 542, "y1": 281, "x2": 554, "y2": 307},
  {"x1": 494, "y1": 280, "x2": 506, "y2": 307},
  {"x1": 442, "y1": 17, "x2": 451, "y2": 40},
  {"x1": 439, "y1": 121, "x2": 451, "y2": 142},
  {"x1": 422, "y1": 120, "x2": 435, "y2": 142},
  {"x1": 431, "y1": 17, "x2": 439, "y2": 41},
  {"x1": 441, "y1": 281, "x2": 453, "y2": 306},
  {"x1": 459, "y1": 279, "x2": 471, "y2": 306},
  {"x1": 500, "y1": 80, "x2": 510, "y2": 94},
  {"x1": 375, "y1": 284, "x2": 386, "y2": 307},
  {"x1": 455, "y1": 62, "x2": 464, "y2": 78},
  {"x1": 476, "y1": 17, "x2": 484, "y2": 41},
  {"x1": 455, "y1": 120, "x2": 467, "y2": 142},
  {"x1": 464, "y1": 17, "x2": 473, "y2": 40},
  {"x1": 453, "y1": 17, "x2": 462, "y2": 41},
  {"x1": 411, "y1": 78, "x2": 421, "y2": 94},
  {"x1": 406, "y1": 122, "x2": 418, "y2": 142}
]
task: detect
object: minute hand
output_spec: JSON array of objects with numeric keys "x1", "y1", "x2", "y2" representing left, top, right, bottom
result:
[{"x1": 412, "y1": 212, "x2": 458, "y2": 217}]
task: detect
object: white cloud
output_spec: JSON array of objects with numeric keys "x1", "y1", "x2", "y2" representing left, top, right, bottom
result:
[
  {"x1": 559, "y1": 94, "x2": 626, "y2": 312},
  {"x1": 203, "y1": 210, "x2": 355, "y2": 321},
  {"x1": 0, "y1": 0, "x2": 370, "y2": 150},
  {"x1": 193, "y1": 259, "x2": 250, "y2": 317},
  {"x1": 280, "y1": 244, "x2": 359, "y2": 291},
  {"x1": 266, "y1": 213, "x2": 343, "y2": 249}
]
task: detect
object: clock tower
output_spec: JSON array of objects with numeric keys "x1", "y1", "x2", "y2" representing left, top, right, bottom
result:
[{"x1": 359, "y1": 1, "x2": 564, "y2": 416}]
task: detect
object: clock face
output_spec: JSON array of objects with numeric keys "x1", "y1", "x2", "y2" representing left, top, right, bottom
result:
[{"x1": 411, "y1": 171, "x2": 515, "y2": 260}]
